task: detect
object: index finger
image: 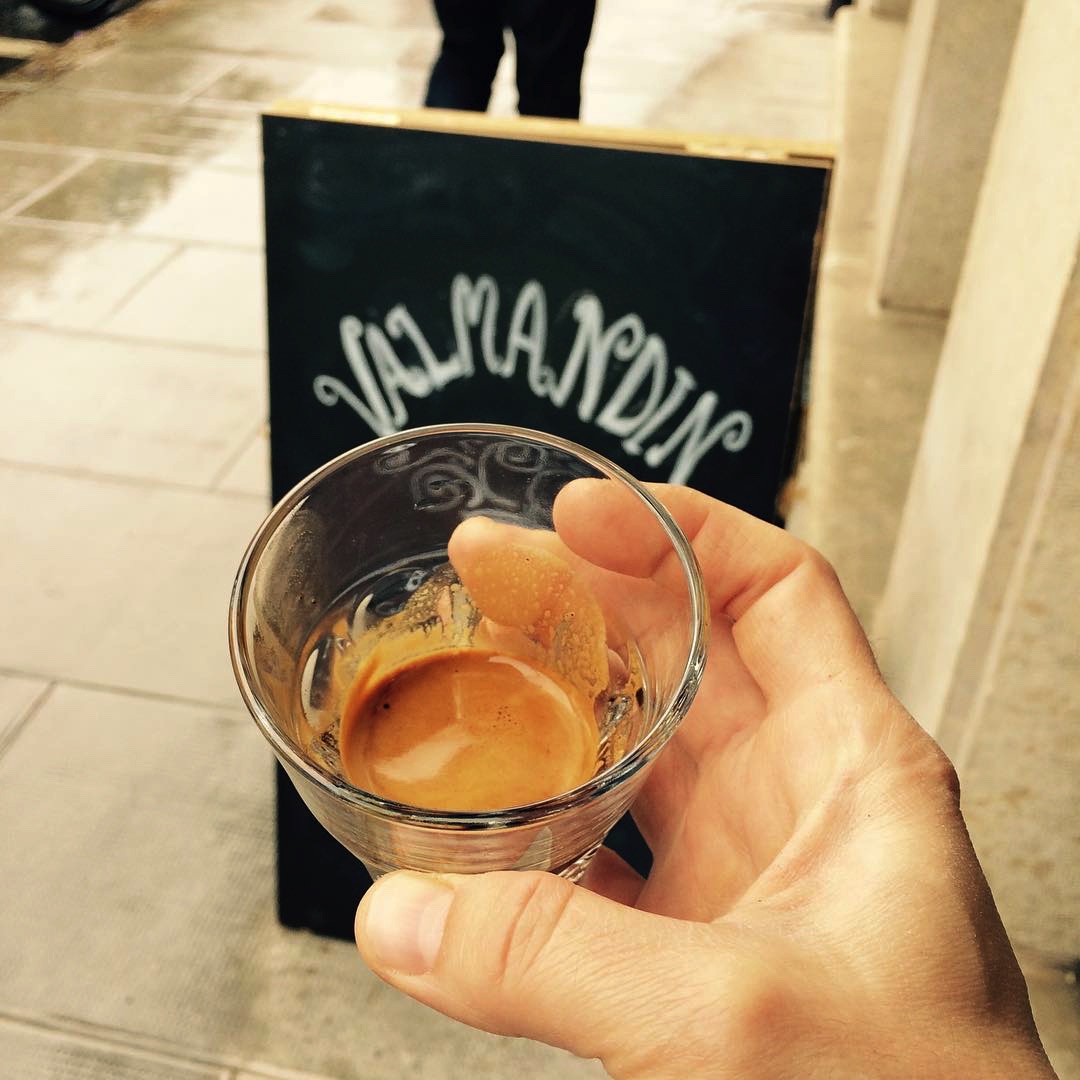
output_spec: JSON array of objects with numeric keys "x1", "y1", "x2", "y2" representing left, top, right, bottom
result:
[{"x1": 553, "y1": 480, "x2": 880, "y2": 707}]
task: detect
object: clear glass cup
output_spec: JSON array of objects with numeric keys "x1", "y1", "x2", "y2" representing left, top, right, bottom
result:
[{"x1": 229, "y1": 424, "x2": 708, "y2": 881}]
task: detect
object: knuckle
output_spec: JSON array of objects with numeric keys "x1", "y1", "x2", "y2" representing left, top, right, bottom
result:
[
  {"x1": 921, "y1": 740, "x2": 961, "y2": 796},
  {"x1": 915, "y1": 740, "x2": 963, "y2": 805},
  {"x1": 800, "y1": 545, "x2": 842, "y2": 591},
  {"x1": 885, "y1": 720, "x2": 962, "y2": 801}
]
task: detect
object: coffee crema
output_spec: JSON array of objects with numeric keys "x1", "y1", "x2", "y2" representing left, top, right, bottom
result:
[{"x1": 340, "y1": 647, "x2": 599, "y2": 811}]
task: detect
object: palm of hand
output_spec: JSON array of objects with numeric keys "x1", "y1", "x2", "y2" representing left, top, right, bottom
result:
[
  {"x1": 355, "y1": 481, "x2": 1052, "y2": 1080},
  {"x1": 585, "y1": 576, "x2": 1036, "y2": 1077},
  {"x1": 628, "y1": 622, "x2": 907, "y2": 923}
]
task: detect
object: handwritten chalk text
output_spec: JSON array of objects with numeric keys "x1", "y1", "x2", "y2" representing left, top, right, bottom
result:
[{"x1": 313, "y1": 274, "x2": 752, "y2": 485}]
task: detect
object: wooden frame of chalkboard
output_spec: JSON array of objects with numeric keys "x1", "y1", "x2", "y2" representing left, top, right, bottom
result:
[
  {"x1": 263, "y1": 104, "x2": 832, "y2": 939},
  {"x1": 269, "y1": 101, "x2": 834, "y2": 161}
]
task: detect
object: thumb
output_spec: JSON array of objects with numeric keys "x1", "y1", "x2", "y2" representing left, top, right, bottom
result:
[{"x1": 355, "y1": 870, "x2": 719, "y2": 1071}]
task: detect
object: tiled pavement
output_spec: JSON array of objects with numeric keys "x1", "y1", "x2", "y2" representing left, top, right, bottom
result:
[{"x1": 0, "y1": 1, "x2": 840, "y2": 1077}]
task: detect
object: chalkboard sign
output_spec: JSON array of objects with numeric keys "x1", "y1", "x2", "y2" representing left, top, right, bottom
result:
[{"x1": 263, "y1": 105, "x2": 831, "y2": 938}]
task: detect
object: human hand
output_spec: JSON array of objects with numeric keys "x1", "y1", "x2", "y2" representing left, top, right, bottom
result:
[{"x1": 354, "y1": 482, "x2": 1054, "y2": 1079}]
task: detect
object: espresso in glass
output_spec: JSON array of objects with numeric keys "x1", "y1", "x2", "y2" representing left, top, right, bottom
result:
[
  {"x1": 301, "y1": 523, "x2": 643, "y2": 814},
  {"x1": 340, "y1": 647, "x2": 599, "y2": 811},
  {"x1": 229, "y1": 425, "x2": 707, "y2": 880}
]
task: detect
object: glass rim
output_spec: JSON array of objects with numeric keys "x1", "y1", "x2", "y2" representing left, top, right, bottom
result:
[{"x1": 228, "y1": 422, "x2": 708, "y2": 830}]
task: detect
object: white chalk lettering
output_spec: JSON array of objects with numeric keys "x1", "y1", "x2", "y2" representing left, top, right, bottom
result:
[
  {"x1": 385, "y1": 303, "x2": 460, "y2": 390},
  {"x1": 504, "y1": 279, "x2": 546, "y2": 380},
  {"x1": 449, "y1": 273, "x2": 501, "y2": 376},
  {"x1": 313, "y1": 373, "x2": 380, "y2": 429},
  {"x1": 316, "y1": 275, "x2": 755, "y2": 485},
  {"x1": 335, "y1": 315, "x2": 395, "y2": 434},
  {"x1": 644, "y1": 393, "x2": 753, "y2": 484},
  {"x1": 363, "y1": 322, "x2": 430, "y2": 427},
  {"x1": 623, "y1": 365, "x2": 697, "y2": 454},
  {"x1": 532, "y1": 295, "x2": 646, "y2": 424},
  {"x1": 596, "y1": 334, "x2": 668, "y2": 439}
]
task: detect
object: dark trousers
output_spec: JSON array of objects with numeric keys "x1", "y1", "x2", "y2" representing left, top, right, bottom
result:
[{"x1": 425, "y1": 0, "x2": 597, "y2": 120}]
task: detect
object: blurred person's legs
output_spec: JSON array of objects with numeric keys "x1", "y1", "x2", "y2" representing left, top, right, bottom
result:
[
  {"x1": 425, "y1": 0, "x2": 506, "y2": 112},
  {"x1": 508, "y1": 0, "x2": 596, "y2": 119}
]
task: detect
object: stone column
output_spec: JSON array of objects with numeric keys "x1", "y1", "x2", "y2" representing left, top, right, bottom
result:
[
  {"x1": 873, "y1": 0, "x2": 1080, "y2": 955},
  {"x1": 872, "y1": 0, "x2": 1024, "y2": 313}
]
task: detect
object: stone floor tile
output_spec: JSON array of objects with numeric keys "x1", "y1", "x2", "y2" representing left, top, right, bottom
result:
[
  {"x1": 582, "y1": 87, "x2": 669, "y2": 130},
  {"x1": 285, "y1": 66, "x2": 429, "y2": 111},
  {"x1": 232, "y1": 1066, "x2": 336, "y2": 1080},
  {"x1": 0, "y1": 222, "x2": 175, "y2": 329},
  {"x1": 132, "y1": 166, "x2": 262, "y2": 247},
  {"x1": 0, "y1": 684, "x2": 600, "y2": 1079},
  {"x1": 125, "y1": 5, "x2": 433, "y2": 69},
  {"x1": 196, "y1": 56, "x2": 431, "y2": 116},
  {"x1": 269, "y1": 24, "x2": 438, "y2": 69},
  {"x1": 648, "y1": 25, "x2": 836, "y2": 141},
  {"x1": 0, "y1": 325, "x2": 263, "y2": 487},
  {"x1": 135, "y1": 104, "x2": 261, "y2": 167},
  {"x1": 51, "y1": 46, "x2": 236, "y2": 98},
  {"x1": 193, "y1": 57, "x2": 329, "y2": 108},
  {"x1": 215, "y1": 426, "x2": 270, "y2": 498},
  {"x1": 118, "y1": 2, "x2": 320, "y2": 57},
  {"x1": 398, "y1": 33, "x2": 441, "y2": 71},
  {"x1": 17, "y1": 158, "x2": 175, "y2": 229},
  {"x1": 20, "y1": 158, "x2": 264, "y2": 248},
  {"x1": 240, "y1": 21, "x2": 429, "y2": 68},
  {"x1": 0, "y1": 467, "x2": 266, "y2": 704},
  {"x1": 102, "y1": 246, "x2": 267, "y2": 352},
  {"x1": 0, "y1": 88, "x2": 173, "y2": 153},
  {"x1": 0, "y1": 674, "x2": 48, "y2": 743},
  {"x1": 233, "y1": 1071, "x2": 329, "y2": 1080},
  {"x1": 0, "y1": 90, "x2": 259, "y2": 164},
  {"x1": 0, "y1": 1018, "x2": 225, "y2": 1080},
  {"x1": 303, "y1": 0, "x2": 437, "y2": 31},
  {"x1": 0, "y1": 146, "x2": 85, "y2": 215},
  {"x1": 584, "y1": 53, "x2": 692, "y2": 93}
]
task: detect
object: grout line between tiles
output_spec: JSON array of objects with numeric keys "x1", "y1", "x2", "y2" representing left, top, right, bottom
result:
[
  {"x1": 0, "y1": 152, "x2": 97, "y2": 224},
  {"x1": 0, "y1": 139, "x2": 261, "y2": 174},
  {"x1": 208, "y1": 418, "x2": 268, "y2": 492},
  {"x1": 43, "y1": 86, "x2": 194, "y2": 106},
  {"x1": 0, "y1": 1009, "x2": 335, "y2": 1080},
  {"x1": 0, "y1": 681, "x2": 56, "y2": 762},
  {"x1": 178, "y1": 57, "x2": 246, "y2": 106},
  {"x1": 185, "y1": 96, "x2": 277, "y2": 115},
  {"x1": 0, "y1": 456, "x2": 269, "y2": 501},
  {"x1": 94, "y1": 240, "x2": 186, "y2": 325},
  {"x1": 1, "y1": 148, "x2": 262, "y2": 179},
  {"x1": 0, "y1": 667, "x2": 245, "y2": 715},
  {"x1": 7, "y1": 215, "x2": 264, "y2": 252},
  {"x1": 3, "y1": 215, "x2": 128, "y2": 237},
  {"x1": 0, "y1": 1012, "x2": 220, "y2": 1077},
  {"x1": 0, "y1": 316, "x2": 266, "y2": 357}
]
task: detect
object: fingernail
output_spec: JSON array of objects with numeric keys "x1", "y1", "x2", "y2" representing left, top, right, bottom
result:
[{"x1": 361, "y1": 873, "x2": 454, "y2": 975}]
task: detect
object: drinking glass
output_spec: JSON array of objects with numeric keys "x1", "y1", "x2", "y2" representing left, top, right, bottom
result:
[{"x1": 229, "y1": 424, "x2": 708, "y2": 880}]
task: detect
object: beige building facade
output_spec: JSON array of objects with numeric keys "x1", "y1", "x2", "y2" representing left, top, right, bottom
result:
[{"x1": 800, "y1": 1, "x2": 1079, "y2": 1072}]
